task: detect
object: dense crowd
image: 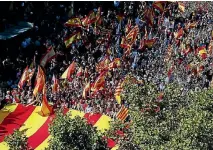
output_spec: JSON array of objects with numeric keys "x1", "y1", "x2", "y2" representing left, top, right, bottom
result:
[{"x1": 1, "y1": 1, "x2": 213, "y2": 119}]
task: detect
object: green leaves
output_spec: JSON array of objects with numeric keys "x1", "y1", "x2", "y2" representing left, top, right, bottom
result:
[
  {"x1": 47, "y1": 110, "x2": 108, "y2": 150},
  {"x1": 5, "y1": 129, "x2": 30, "y2": 150}
]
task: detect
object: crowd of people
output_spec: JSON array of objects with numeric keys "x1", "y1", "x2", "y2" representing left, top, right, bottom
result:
[{"x1": 1, "y1": 1, "x2": 213, "y2": 120}]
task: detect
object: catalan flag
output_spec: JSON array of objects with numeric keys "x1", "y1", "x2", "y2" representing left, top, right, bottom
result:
[
  {"x1": 178, "y1": 2, "x2": 185, "y2": 12},
  {"x1": 197, "y1": 46, "x2": 207, "y2": 60},
  {"x1": 152, "y1": 1, "x2": 164, "y2": 13},
  {"x1": 33, "y1": 66, "x2": 45, "y2": 96},
  {"x1": 125, "y1": 25, "x2": 139, "y2": 46},
  {"x1": 64, "y1": 17, "x2": 82, "y2": 27},
  {"x1": 76, "y1": 67, "x2": 83, "y2": 77},
  {"x1": 52, "y1": 74, "x2": 59, "y2": 94},
  {"x1": 40, "y1": 47, "x2": 56, "y2": 67},
  {"x1": 18, "y1": 66, "x2": 29, "y2": 89},
  {"x1": 64, "y1": 31, "x2": 81, "y2": 48},
  {"x1": 82, "y1": 81, "x2": 91, "y2": 99},
  {"x1": 61, "y1": 61, "x2": 76, "y2": 79},
  {"x1": 120, "y1": 37, "x2": 130, "y2": 49},
  {"x1": 117, "y1": 105, "x2": 128, "y2": 122},
  {"x1": 40, "y1": 85, "x2": 53, "y2": 116},
  {"x1": 144, "y1": 39, "x2": 156, "y2": 48},
  {"x1": 114, "y1": 81, "x2": 123, "y2": 104}
]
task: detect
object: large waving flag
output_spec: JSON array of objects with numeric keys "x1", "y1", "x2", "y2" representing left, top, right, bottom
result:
[
  {"x1": 82, "y1": 81, "x2": 91, "y2": 99},
  {"x1": 64, "y1": 17, "x2": 82, "y2": 27},
  {"x1": 40, "y1": 85, "x2": 53, "y2": 116},
  {"x1": 33, "y1": 66, "x2": 45, "y2": 96},
  {"x1": 61, "y1": 61, "x2": 76, "y2": 79},
  {"x1": 26, "y1": 68, "x2": 35, "y2": 86},
  {"x1": 18, "y1": 66, "x2": 29, "y2": 89},
  {"x1": 52, "y1": 75, "x2": 59, "y2": 94},
  {"x1": 40, "y1": 47, "x2": 56, "y2": 67},
  {"x1": 64, "y1": 31, "x2": 81, "y2": 48},
  {"x1": 152, "y1": 1, "x2": 164, "y2": 13},
  {"x1": 125, "y1": 25, "x2": 139, "y2": 46},
  {"x1": 117, "y1": 105, "x2": 128, "y2": 122}
]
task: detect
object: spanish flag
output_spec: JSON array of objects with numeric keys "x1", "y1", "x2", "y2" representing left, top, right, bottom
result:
[
  {"x1": 61, "y1": 61, "x2": 76, "y2": 79},
  {"x1": 40, "y1": 47, "x2": 56, "y2": 67},
  {"x1": 117, "y1": 105, "x2": 128, "y2": 122},
  {"x1": 197, "y1": 46, "x2": 207, "y2": 60},
  {"x1": 91, "y1": 71, "x2": 107, "y2": 92},
  {"x1": 144, "y1": 39, "x2": 156, "y2": 48},
  {"x1": 40, "y1": 85, "x2": 53, "y2": 116},
  {"x1": 64, "y1": 17, "x2": 82, "y2": 27},
  {"x1": 82, "y1": 81, "x2": 91, "y2": 99},
  {"x1": 96, "y1": 56, "x2": 110, "y2": 73},
  {"x1": 87, "y1": 10, "x2": 97, "y2": 24},
  {"x1": 33, "y1": 66, "x2": 45, "y2": 96},
  {"x1": 52, "y1": 74, "x2": 59, "y2": 94},
  {"x1": 64, "y1": 31, "x2": 81, "y2": 48},
  {"x1": 108, "y1": 58, "x2": 121, "y2": 70},
  {"x1": 152, "y1": 1, "x2": 164, "y2": 13},
  {"x1": 18, "y1": 66, "x2": 29, "y2": 89},
  {"x1": 178, "y1": 2, "x2": 185, "y2": 12}
]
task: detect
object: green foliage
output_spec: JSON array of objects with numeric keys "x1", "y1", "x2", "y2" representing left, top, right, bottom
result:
[
  {"x1": 119, "y1": 81, "x2": 213, "y2": 150},
  {"x1": 47, "y1": 110, "x2": 108, "y2": 150},
  {"x1": 5, "y1": 129, "x2": 29, "y2": 150}
]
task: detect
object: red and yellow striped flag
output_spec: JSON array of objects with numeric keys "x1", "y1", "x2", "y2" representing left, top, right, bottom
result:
[
  {"x1": 178, "y1": 2, "x2": 185, "y2": 12},
  {"x1": 114, "y1": 81, "x2": 123, "y2": 104},
  {"x1": 96, "y1": 7, "x2": 102, "y2": 24},
  {"x1": 64, "y1": 31, "x2": 81, "y2": 48},
  {"x1": 18, "y1": 66, "x2": 29, "y2": 89},
  {"x1": 61, "y1": 61, "x2": 76, "y2": 79},
  {"x1": 125, "y1": 19, "x2": 132, "y2": 34},
  {"x1": 40, "y1": 47, "x2": 56, "y2": 67},
  {"x1": 81, "y1": 16, "x2": 89, "y2": 27},
  {"x1": 26, "y1": 68, "x2": 35, "y2": 86},
  {"x1": 208, "y1": 40, "x2": 213, "y2": 55},
  {"x1": 33, "y1": 66, "x2": 45, "y2": 96},
  {"x1": 126, "y1": 25, "x2": 139, "y2": 46},
  {"x1": 152, "y1": 1, "x2": 164, "y2": 13},
  {"x1": 145, "y1": 8, "x2": 154, "y2": 27},
  {"x1": 117, "y1": 105, "x2": 128, "y2": 122},
  {"x1": 174, "y1": 28, "x2": 184, "y2": 39},
  {"x1": 82, "y1": 81, "x2": 91, "y2": 99},
  {"x1": 64, "y1": 17, "x2": 82, "y2": 27},
  {"x1": 40, "y1": 85, "x2": 53, "y2": 116}
]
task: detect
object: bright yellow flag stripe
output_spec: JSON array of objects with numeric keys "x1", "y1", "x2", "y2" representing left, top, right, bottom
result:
[
  {"x1": 0, "y1": 142, "x2": 8, "y2": 150},
  {"x1": 69, "y1": 109, "x2": 85, "y2": 119},
  {"x1": 19, "y1": 106, "x2": 49, "y2": 137},
  {"x1": 93, "y1": 115, "x2": 111, "y2": 133},
  {"x1": 0, "y1": 104, "x2": 18, "y2": 124},
  {"x1": 35, "y1": 135, "x2": 51, "y2": 150}
]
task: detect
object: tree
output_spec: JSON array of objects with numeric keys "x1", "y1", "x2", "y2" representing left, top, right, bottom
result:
[
  {"x1": 114, "y1": 80, "x2": 213, "y2": 149},
  {"x1": 5, "y1": 129, "x2": 30, "y2": 150},
  {"x1": 47, "y1": 110, "x2": 108, "y2": 150}
]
